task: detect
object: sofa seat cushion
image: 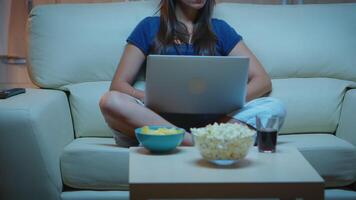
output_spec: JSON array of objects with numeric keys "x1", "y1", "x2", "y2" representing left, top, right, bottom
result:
[
  {"x1": 325, "y1": 189, "x2": 356, "y2": 200},
  {"x1": 61, "y1": 135, "x2": 356, "y2": 190},
  {"x1": 61, "y1": 191, "x2": 129, "y2": 200},
  {"x1": 61, "y1": 138, "x2": 129, "y2": 190},
  {"x1": 279, "y1": 134, "x2": 356, "y2": 187}
]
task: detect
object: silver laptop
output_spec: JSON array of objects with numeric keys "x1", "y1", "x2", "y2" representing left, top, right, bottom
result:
[{"x1": 145, "y1": 55, "x2": 249, "y2": 114}]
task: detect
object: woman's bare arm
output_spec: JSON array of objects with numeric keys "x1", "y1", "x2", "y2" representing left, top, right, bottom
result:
[
  {"x1": 110, "y1": 44, "x2": 146, "y2": 101},
  {"x1": 228, "y1": 41, "x2": 272, "y2": 102}
]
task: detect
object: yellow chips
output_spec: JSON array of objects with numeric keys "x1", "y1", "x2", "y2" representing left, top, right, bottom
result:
[{"x1": 141, "y1": 126, "x2": 183, "y2": 135}]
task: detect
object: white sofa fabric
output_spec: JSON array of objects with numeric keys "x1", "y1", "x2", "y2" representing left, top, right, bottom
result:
[
  {"x1": 279, "y1": 134, "x2": 356, "y2": 188},
  {"x1": 28, "y1": 2, "x2": 356, "y2": 88},
  {"x1": 61, "y1": 82, "x2": 112, "y2": 137},
  {"x1": 270, "y1": 78, "x2": 356, "y2": 134},
  {"x1": 61, "y1": 191, "x2": 129, "y2": 200},
  {"x1": 214, "y1": 3, "x2": 356, "y2": 82},
  {"x1": 1, "y1": 1, "x2": 356, "y2": 200},
  {"x1": 336, "y1": 89, "x2": 356, "y2": 146},
  {"x1": 60, "y1": 134, "x2": 356, "y2": 190},
  {"x1": 0, "y1": 89, "x2": 74, "y2": 200},
  {"x1": 28, "y1": 1, "x2": 159, "y2": 88},
  {"x1": 59, "y1": 78, "x2": 356, "y2": 190},
  {"x1": 60, "y1": 138, "x2": 129, "y2": 190},
  {"x1": 62, "y1": 78, "x2": 356, "y2": 138}
]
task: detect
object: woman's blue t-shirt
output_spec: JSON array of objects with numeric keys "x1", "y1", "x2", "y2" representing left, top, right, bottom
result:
[{"x1": 127, "y1": 16, "x2": 242, "y2": 56}]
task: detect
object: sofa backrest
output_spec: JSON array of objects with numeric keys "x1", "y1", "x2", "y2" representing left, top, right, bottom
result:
[
  {"x1": 214, "y1": 3, "x2": 356, "y2": 82},
  {"x1": 27, "y1": 2, "x2": 356, "y2": 138},
  {"x1": 28, "y1": 1, "x2": 159, "y2": 89},
  {"x1": 28, "y1": 2, "x2": 356, "y2": 88}
]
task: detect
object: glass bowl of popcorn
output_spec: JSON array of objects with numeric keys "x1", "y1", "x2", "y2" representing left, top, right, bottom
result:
[{"x1": 191, "y1": 123, "x2": 255, "y2": 165}]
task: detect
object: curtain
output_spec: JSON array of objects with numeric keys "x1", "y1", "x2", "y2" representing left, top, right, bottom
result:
[
  {"x1": 0, "y1": 0, "x2": 11, "y2": 57},
  {"x1": 0, "y1": 0, "x2": 28, "y2": 59}
]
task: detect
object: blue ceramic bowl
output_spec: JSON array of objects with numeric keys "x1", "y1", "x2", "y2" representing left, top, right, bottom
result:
[{"x1": 135, "y1": 126, "x2": 185, "y2": 153}]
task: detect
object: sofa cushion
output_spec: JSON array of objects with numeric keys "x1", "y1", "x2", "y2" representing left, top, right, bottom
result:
[
  {"x1": 214, "y1": 3, "x2": 356, "y2": 82},
  {"x1": 62, "y1": 78, "x2": 354, "y2": 138},
  {"x1": 28, "y1": 0, "x2": 159, "y2": 88},
  {"x1": 270, "y1": 78, "x2": 356, "y2": 134},
  {"x1": 61, "y1": 135, "x2": 356, "y2": 190},
  {"x1": 325, "y1": 189, "x2": 356, "y2": 200},
  {"x1": 61, "y1": 191, "x2": 129, "y2": 200},
  {"x1": 62, "y1": 81, "x2": 112, "y2": 137},
  {"x1": 29, "y1": 2, "x2": 356, "y2": 89},
  {"x1": 61, "y1": 81, "x2": 144, "y2": 138},
  {"x1": 60, "y1": 138, "x2": 129, "y2": 190},
  {"x1": 279, "y1": 134, "x2": 356, "y2": 187}
]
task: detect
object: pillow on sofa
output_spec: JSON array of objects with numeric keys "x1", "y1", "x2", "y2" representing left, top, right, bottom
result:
[
  {"x1": 61, "y1": 82, "x2": 112, "y2": 137},
  {"x1": 214, "y1": 3, "x2": 356, "y2": 83},
  {"x1": 29, "y1": 0, "x2": 159, "y2": 89},
  {"x1": 62, "y1": 78, "x2": 354, "y2": 138},
  {"x1": 271, "y1": 78, "x2": 356, "y2": 134},
  {"x1": 61, "y1": 81, "x2": 145, "y2": 138}
]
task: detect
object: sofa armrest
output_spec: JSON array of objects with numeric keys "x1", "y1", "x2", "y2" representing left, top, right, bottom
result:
[
  {"x1": 0, "y1": 89, "x2": 74, "y2": 200},
  {"x1": 336, "y1": 89, "x2": 356, "y2": 147}
]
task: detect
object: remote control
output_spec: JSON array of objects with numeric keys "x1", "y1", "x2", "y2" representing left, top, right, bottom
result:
[{"x1": 0, "y1": 88, "x2": 26, "y2": 99}]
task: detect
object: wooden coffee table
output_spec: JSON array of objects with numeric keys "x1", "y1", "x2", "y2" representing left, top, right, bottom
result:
[{"x1": 129, "y1": 146, "x2": 324, "y2": 200}]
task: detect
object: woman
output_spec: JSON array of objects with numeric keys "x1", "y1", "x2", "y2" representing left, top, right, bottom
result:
[{"x1": 99, "y1": 0, "x2": 286, "y2": 146}]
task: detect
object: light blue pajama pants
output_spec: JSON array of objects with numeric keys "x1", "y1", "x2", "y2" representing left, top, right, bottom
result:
[{"x1": 228, "y1": 97, "x2": 287, "y2": 130}]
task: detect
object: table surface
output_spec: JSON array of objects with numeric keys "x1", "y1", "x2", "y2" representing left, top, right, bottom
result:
[{"x1": 129, "y1": 145, "x2": 324, "y2": 184}]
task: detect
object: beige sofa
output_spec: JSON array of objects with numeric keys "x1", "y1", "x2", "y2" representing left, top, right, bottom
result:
[{"x1": 1, "y1": 1, "x2": 356, "y2": 200}]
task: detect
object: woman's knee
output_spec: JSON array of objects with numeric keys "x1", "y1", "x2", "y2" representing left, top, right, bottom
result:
[
  {"x1": 99, "y1": 91, "x2": 113, "y2": 114},
  {"x1": 246, "y1": 97, "x2": 287, "y2": 118},
  {"x1": 99, "y1": 91, "x2": 129, "y2": 116},
  {"x1": 263, "y1": 97, "x2": 287, "y2": 118}
]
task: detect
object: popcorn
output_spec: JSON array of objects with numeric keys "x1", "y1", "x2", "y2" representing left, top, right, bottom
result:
[{"x1": 191, "y1": 123, "x2": 255, "y2": 161}]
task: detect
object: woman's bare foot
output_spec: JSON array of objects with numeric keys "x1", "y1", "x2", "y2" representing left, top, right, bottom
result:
[{"x1": 181, "y1": 132, "x2": 193, "y2": 146}]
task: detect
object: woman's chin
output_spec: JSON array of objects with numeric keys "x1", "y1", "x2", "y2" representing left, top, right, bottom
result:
[{"x1": 181, "y1": 0, "x2": 207, "y2": 10}]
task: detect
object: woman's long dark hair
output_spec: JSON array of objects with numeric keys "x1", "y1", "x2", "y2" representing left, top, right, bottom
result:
[{"x1": 152, "y1": 0, "x2": 217, "y2": 55}]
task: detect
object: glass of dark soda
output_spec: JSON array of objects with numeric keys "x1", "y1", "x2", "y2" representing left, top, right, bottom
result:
[{"x1": 256, "y1": 115, "x2": 281, "y2": 153}]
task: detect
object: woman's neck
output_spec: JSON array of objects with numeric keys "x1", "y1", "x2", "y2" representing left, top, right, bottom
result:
[{"x1": 175, "y1": 3, "x2": 198, "y2": 26}]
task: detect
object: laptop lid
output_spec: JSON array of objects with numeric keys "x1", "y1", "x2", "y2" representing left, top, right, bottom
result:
[{"x1": 145, "y1": 55, "x2": 249, "y2": 114}]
